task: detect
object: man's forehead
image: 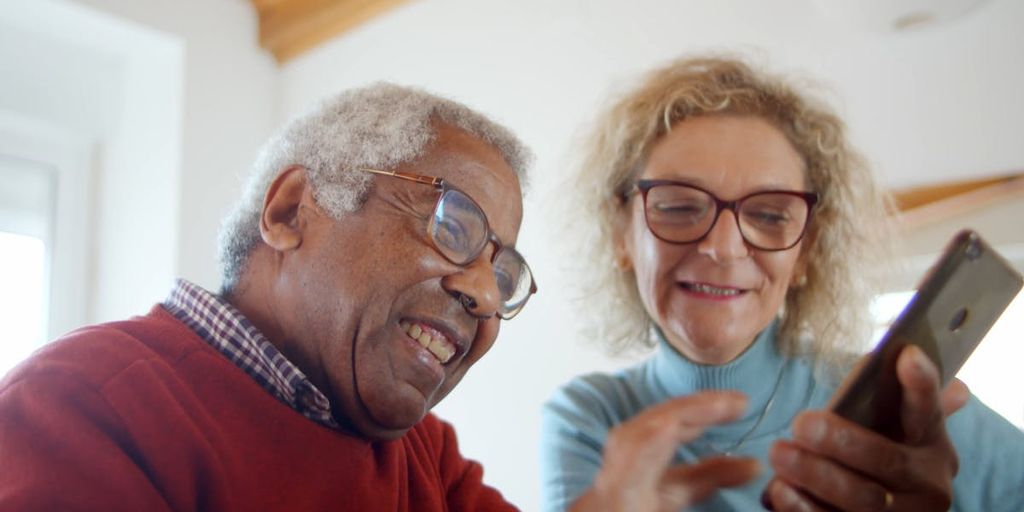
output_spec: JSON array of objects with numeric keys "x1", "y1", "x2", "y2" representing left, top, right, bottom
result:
[
  {"x1": 414, "y1": 126, "x2": 524, "y2": 239},
  {"x1": 423, "y1": 125, "x2": 518, "y2": 178}
]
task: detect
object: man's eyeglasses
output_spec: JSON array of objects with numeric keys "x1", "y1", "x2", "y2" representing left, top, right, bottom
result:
[
  {"x1": 358, "y1": 168, "x2": 537, "y2": 319},
  {"x1": 630, "y1": 179, "x2": 819, "y2": 251}
]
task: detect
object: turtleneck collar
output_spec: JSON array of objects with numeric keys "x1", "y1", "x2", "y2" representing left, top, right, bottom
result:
[
  {"x1": 648, "y1": 320, "x2": 783, "y2": 400},
  {"x1": 644, "y1": 320, "x2": 812, "y2": 441}
]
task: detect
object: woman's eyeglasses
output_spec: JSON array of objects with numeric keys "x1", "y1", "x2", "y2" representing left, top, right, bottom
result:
[
  {"x1": 358, "y1": 168, "x2": 537, "y2": 319},
  {"x1": 630, "y1": 179, "x2": 819, "y2": 251}
]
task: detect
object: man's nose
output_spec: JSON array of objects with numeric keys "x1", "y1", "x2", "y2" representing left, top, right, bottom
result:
[
  {"x1": 441, "y1": 255, "x2": 501, "y2": 320},
  {"x1": 696, "y1": 209, "x2": 750, "y2": 262}
]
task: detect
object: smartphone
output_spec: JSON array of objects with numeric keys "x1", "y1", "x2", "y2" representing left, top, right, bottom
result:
[{"x1": 830, "y1": 229, "x2": 1023, "y2": 440}]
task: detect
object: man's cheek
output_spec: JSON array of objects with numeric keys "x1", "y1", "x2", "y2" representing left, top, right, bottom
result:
[{"x1": 463, "y1": 319, "x2": 500, "y2": 366}]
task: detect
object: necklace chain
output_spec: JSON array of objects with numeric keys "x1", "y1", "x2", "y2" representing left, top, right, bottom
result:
[{"x1": 696, "y1": 359, "x2": 787, "y2": 456}]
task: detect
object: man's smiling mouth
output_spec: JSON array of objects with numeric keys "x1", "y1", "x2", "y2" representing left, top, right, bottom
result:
[{"x1": 400, "y1": 320, "x2": 456, "y2": 364}]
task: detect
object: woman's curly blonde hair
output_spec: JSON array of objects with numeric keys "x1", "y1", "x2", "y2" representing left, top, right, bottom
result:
[{"x1": 567, "y1": 55, "x2": 893, "y2": 367}]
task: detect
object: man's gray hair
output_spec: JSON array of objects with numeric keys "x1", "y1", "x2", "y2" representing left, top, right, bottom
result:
[{"x1": 217, "y1": 82, "x2": 533, "y2": 291}]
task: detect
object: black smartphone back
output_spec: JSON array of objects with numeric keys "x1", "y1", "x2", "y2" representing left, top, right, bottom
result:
[{"x1": 831, "y1": 229, "x2": 1023, "y2": 440}]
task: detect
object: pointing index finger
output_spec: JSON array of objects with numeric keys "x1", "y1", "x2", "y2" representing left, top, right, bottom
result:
[{"x1": 653, "y1": 391, "x2": 749, "y2": 441}]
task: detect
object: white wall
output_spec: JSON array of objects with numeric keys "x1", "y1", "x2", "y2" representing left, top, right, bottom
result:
[
  {"x1": 72, "y1": 0, "x2": 280, "y2": 293},
  {"x1": 279, "y1": 1, "x2": 1024, "y2": 509},
  {"x1": 0, "y1": 0, "x2": 278, "y2": 335},
  {"x1": 0, "y1": 0, "x2": 184, "y2": 332}
]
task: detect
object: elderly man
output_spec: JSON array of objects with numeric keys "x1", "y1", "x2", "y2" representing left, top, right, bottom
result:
[{"x1": 0, "y1": 83, "x2": 535, "y2": 510}]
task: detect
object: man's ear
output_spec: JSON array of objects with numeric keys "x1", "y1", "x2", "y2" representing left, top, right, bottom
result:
[{"x1": 260, "y1": 166, "x2": 311, "y2": 251}]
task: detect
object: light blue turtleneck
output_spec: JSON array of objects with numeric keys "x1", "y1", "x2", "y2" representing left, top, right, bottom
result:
[{"x1": 540, "y1": 324, "x2": 1024, "y2": 511}]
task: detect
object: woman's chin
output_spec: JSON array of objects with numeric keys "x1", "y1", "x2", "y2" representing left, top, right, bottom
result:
[{"x1": 666, "y1": 325, "x2": 757, "y2": 365}]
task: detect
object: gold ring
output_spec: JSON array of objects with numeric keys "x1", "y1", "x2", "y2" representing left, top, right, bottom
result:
[{"x1": 882, "y1": 490, "x2": 894, "y2": 510}]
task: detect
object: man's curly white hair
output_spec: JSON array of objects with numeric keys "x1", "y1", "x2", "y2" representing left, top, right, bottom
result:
[{"x1": 217, "y1": 82, "x2": 533, "y2": 291}]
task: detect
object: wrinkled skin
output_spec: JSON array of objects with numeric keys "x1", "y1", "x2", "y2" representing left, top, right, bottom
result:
[
  {"x1": 616, "y1": 115, "x2": 807, "y2": 365},
  {"x1": 570, "y1": 392, "x2": 761, "y2": 512},
  {"x1": 763, "y1": 346, "x2": 968, "y2": 512},
  {"x1": 575, "y1": 115, "x2": 966, "y2": 511},
  {"x1": 229, "y1": 125, "x2": 523, "y2": 440}
]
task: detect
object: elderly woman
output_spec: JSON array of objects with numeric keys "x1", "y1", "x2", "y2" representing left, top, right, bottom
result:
[{"x1": 540, "y1": 56, "x2": 1024, "y2": 511}]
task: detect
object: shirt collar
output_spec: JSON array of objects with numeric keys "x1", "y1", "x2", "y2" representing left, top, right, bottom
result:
[{"x1": 162, "y1": 279, "x2": 339, "y2": 429}]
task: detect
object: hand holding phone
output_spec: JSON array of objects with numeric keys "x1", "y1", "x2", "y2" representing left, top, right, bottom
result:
[{"x1": 830, "y1": 229, "x2": 1023, "y2": 440}]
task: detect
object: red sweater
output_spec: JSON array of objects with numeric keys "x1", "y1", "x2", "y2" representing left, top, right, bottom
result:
[{"x1": 0, "y1": 306, "x2": 518, "y2": 511}]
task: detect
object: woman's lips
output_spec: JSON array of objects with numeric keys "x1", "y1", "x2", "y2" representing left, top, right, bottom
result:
[{"x1": 679, "y1": 281, "x2": 746, "y2": 298}]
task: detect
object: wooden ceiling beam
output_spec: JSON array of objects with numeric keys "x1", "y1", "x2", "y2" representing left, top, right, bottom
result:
[
  {"x1": 251, "y1": 0, "x2": 410, "y2": 64},
  {"x1": 891, "y1": 174, "x2": 1021, "y2": 211},
  {"x1": 891, "y1": 172, "x2": 1024, "y2": 228}
]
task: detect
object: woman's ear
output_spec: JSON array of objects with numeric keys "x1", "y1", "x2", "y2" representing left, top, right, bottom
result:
[
  {"x1": 260, "y1": 166, "x2": 311, "y2": 251},
  {"x1": 611, "y1": 205, "x2": 634, "y2": 272},
  {"x1": 790, "y1": 230, "x2": 816, "y2": 288},
  {"x1": 789, "y1": 263, "x2": 808, "y2": 288}
]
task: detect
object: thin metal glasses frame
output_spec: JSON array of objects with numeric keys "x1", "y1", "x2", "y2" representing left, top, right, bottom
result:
[{"x1": 358, "y1": 168, "x2": 537, "y2": 318}]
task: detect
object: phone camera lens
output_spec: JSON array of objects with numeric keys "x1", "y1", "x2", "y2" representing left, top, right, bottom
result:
[
  {"x1": 965, "y1": 240, "x2": 983, "y2": 260},
  {"x1": 949, "y1": 307, "x2": 969, "y2": 332}
]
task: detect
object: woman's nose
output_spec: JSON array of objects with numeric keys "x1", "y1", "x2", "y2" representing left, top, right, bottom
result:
[{"x1": 696, "y1": 209, "x2": 750, "y2": 262}]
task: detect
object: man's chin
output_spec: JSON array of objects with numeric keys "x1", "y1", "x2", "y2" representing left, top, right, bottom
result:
[
  {"x1": 349, "y1": 403, "x2": 430, "y2": 441},
  {"x1": 343, "y1": 375, "x2": 453, "y2": 439},
  {"x1": 360, "y1": 425, "x2": 415, "y2": 441}
]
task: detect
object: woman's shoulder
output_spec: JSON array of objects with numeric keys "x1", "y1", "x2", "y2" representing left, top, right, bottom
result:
[
  {"x1": 543, "y1": 360, "x2": 659, "y2": 429},
  {"x1": 947, "y1": 394, "x2": 1024, "y2": 447},
  {"x1": 943, "y1": 395, "x2": 1024, "y2": 510}
]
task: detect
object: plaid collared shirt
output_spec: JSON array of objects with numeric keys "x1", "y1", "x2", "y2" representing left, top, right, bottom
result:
[{"x1": 163, "y1": 279, "x2": 339, "y2": 429}]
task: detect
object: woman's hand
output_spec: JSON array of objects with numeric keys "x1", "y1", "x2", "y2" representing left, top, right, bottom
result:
[
  {"x1": 571, "y1": 391, "x2": 760, "y2": 512},
  {"x1": 762, "y1": 345, "x2": 971, "y2": 511}
]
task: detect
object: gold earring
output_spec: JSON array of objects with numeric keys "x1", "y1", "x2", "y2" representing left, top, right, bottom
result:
[
  {"x1": 615, "y1": 257, "x2": 633, "y2": 271},
  {"x1": 792, "y1": 273, "x2": 808, "y2": 288}
]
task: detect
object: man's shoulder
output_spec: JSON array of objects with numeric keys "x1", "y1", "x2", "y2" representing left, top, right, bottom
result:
[{"x1": 1, "y1": 305, "x2": 208, "y2": 391}]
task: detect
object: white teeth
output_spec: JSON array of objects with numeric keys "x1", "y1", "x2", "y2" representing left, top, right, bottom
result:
[
  {"x1": 427, "y1": 338, "x2": 454, "y2": 364},
  {"x1": 401, "y1": 321, "x2": 455, "y2": 364},
  {"x1": 417, "y1": 331, "x2": 432, "y2": 348},
  {"x1": 688, "y1": 283, "x2": 741, "y2": 296}
]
